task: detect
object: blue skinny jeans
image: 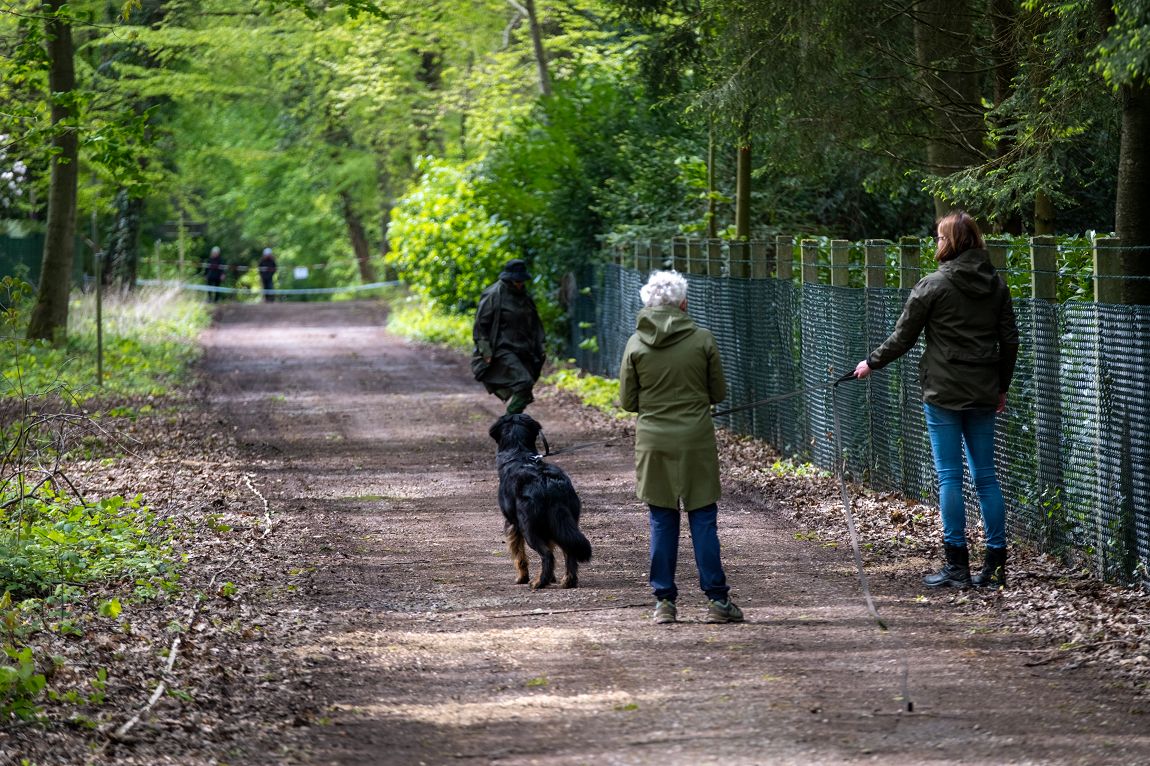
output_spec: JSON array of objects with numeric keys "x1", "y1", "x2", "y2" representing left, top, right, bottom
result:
[
  {"x1": 923, "y1": 403, "x2": 1006, "y2": 550},
  {"x1": 648, "y1": 503, "x2": 730, "y2": 602}
]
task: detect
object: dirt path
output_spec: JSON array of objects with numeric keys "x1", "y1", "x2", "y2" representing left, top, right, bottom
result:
[{"x1": 200, "y1": 301, "x2": 1150, "y2": 766}]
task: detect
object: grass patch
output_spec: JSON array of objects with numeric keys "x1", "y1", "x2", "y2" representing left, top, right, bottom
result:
[
  {"x1": 2, "y1": 281, "x2": 209, "y2": 401},
  {"x1": 386, "y1": 296, "x2": 471, "y2": 351}
]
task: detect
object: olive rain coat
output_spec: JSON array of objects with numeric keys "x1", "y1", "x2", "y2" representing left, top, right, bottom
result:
[
  {"x1": 867, "y1": 248, "x2": 1020, "y2": 410},
  {"x1": 619, "y1": 305, "x2": 727, "y2": 511},
  {"x1": 473, "y1": 278, "x2": 545, "y2": 394}
]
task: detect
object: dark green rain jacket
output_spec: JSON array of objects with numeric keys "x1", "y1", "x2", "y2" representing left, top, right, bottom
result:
[
  {"x1": 867, "y1": 248, "x2": 1020, "y2": 410},
  {"x1": 473, "y1": 278, "x2": 545, "y2": 394},
  {"x1": 619, "y1": 305, "x2": 727, "y2": 510}
]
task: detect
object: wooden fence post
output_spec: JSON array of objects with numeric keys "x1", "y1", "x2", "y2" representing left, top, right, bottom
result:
[
  {"x1": 1093, "y1": 237, "x2": 1122, "y2": 304},
  {"x1": 830, "y1": 240, "x2": 850, "y2": 287},
  {"x1": 801, "y1": 239, "x2": 819, "y2": 284},
  {"x1": 750, "y1": 241, "x2": 769, "y2": 279},
  {"x1": 1031, "y1": 235, "x2": 1058, "y2": 301},
  {"x1": 730, "y1": 241, "x2": 749, "y2": 279},
  {"x1": 707, "y1": 239, "x2": 724, "y2": 277},
  {"x1": 672, "y1": 238, "x2": 687, "y2": 272},
  {"x1": 688, "y1": 239, "x2": 706, "y2": 275},
  {"x1": 864, "y1": 240, "x2": 887, "y2": 289},
  {"x1": 898, "y1": 237, "x2": 920, "y2": 288},
  {"x1": 1029, "y1": 235, "x2": 1063, "y2": 548},
  {"x1": 776, "y1": 236, "x2": 794, "y2": 282},
  {"x1": 986, "y1": 238, "x2": 1008, "y2": 273}
]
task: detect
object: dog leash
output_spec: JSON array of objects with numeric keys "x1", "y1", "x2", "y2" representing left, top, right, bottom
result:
[
  {"x1": 710, "y1": 371, "x2": 857, "y2": 418},
  {"x1": 830, "y1": 373, "x2": 914, "y2": 713},
  {"x1": 537, "y1": 431, "x2": 618, "y2": 459}
]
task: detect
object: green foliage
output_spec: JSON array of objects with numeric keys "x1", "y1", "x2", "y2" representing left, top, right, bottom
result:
[
  {"x1": 542, "y1": 367, "x2": 629, "y2": 417},
  {"x1": 0, "y1": 490, "x2": 175, "y2": 600},
  {"x1": 386, "y1": 160, "x2": 515, "y2": 313},
  {"x1": 385, "y1": 296, "x2": 473, "y2": 351},
  {"x1": 0, "y1": 644, "x2": 46, "y2": 721}
]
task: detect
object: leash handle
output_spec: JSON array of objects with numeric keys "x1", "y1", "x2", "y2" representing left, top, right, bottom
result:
[{"x1": 833, "y1": 370, "x2": 858, "y2": 386}]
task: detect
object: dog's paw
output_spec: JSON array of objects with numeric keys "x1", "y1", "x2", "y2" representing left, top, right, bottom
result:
[
  {"x1": 530, "y1": 577, "x2": 554, "y2": 590},
  {"x1": 559, "y1": 575, "x2": 577, "y2": 589},
  {"x1": 515, "y1": 573, "x2": 530, "y2": 585}
]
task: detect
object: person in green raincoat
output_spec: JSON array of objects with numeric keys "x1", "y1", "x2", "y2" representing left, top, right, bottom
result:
[
  {"x1": 619, "y1": 270, "x2": 743, "y2": 625},
  {"x1": 473, "y1": 259, "x2": 546, "y2": 414}
]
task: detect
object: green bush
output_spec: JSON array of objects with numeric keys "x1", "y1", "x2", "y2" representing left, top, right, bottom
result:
[{"x1": 386, "y1": 160, "x2": 515, "y2": 314}]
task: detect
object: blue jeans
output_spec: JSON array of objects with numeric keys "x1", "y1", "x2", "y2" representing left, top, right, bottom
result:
[
  {"x1": 649, "y1": 503, "x2": 730, "y2": 602},
  {"x1": 923, "y1": 403, "x2": 1006, "y2": 549}
]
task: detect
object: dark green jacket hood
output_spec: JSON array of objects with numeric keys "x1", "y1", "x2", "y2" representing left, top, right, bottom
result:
[
  {"x1": 938, "y1": 249, "x2": 999, "y2": 298},
  {"x1": 635, "y1": 305, "x2": 696, "y2": 349}
]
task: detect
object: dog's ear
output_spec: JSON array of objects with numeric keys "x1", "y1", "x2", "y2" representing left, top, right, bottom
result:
[{"x1": 489, "y1": 416, "x2": 507, "y2": 443}]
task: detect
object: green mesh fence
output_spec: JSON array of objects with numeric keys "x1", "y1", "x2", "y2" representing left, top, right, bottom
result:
[{"x1": 574, "y1": 251, "x2": 1150, "y2": 587}]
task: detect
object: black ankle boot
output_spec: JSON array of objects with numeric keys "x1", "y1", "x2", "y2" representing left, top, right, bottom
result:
[
  {"x1": 923, "y1": 543, "x2": 971, "y2": 588},
  {"x1": 971, "y1": 546, "x2": 1007, "y2": 588}
]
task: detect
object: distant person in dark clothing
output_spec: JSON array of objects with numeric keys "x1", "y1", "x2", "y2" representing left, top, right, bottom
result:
[
  {"x1": 258, "y1": 247, "x2": 277, "y2": 303},
  {"x1": 472, "y1": 259, "x2": 545, "y2": 414},
  {"x1": 205, "y1": 246, "x2": 225, "y2": 303},
  {"x1": 854, "y1": 210, "x2": 1019, "y2": 590}
]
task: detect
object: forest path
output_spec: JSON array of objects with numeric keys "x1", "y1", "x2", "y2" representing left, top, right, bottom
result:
[{"x1": 199, "y1": 300, "x2": 1149, "y2": 766}]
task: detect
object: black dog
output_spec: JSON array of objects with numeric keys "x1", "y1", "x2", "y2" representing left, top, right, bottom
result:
[{"x1": 489, "y1": 413, "x2": 591, "y2": 589}]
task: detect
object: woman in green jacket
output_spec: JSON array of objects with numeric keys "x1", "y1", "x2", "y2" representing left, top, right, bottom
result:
[
  {"x1": 619, "y1": 271, "x2": 743, "y2": 625},
  {"x1": 854, "y1": 210, "x2": 1019, "y2": 589}
]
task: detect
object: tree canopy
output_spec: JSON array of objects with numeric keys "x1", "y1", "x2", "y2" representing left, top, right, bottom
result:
[{"x1": 2, "y1": 0, "x2": 1147, "y2": 337}]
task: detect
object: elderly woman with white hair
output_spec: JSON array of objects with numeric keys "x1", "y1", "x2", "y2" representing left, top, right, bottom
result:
[{"x1": 619, "y1": 270, "x2": 742, "y2": 625}]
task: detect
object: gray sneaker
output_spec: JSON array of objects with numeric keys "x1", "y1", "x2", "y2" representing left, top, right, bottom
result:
[
  {"x1": 653, "y1": 599, "x2": 677, "y2": 624},
  {"x1": 705, "y1": 598, "x2": 744, "y2": 623}
]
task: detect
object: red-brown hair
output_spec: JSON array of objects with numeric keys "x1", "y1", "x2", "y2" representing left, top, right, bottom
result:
[{"x1": 936, "y1": 210, "x2": 984, "y2": 262}]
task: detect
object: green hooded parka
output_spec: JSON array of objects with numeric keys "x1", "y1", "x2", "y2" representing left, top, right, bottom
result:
[{"x1": 619, "y1": 304, "x2": 727, "y2": 510}]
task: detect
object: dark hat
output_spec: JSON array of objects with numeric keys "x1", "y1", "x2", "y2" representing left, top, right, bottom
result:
[{"x1": 499, "y1": 259, "x2": 531, "y2": 282}]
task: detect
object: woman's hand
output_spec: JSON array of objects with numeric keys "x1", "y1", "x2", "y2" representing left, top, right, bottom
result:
[
  {"x1": 997, "y1": 392, "x2": 1007, "y2": 413},
  {"x1": 853, "y1": 360, "x2": 872, "y2": 379}
]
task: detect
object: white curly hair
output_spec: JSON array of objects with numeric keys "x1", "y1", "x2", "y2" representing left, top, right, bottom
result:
[{"x1": 639, "y1": 270, "x2": 688, "y2": 308}]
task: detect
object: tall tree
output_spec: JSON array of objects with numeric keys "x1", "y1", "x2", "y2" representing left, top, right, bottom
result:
[
  {"x1": 1094, "y1": 0, "x2": 1150, "y2": 303},
  {"x1": 26, "y1": 0, "x2": 77, "y2": 343}
]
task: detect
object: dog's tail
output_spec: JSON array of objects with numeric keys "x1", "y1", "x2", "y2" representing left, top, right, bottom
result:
[{"x1": 554, "y1": 513, "x2": 592, "y2": 562}]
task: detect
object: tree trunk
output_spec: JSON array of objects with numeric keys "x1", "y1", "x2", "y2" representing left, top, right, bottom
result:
[
  {"x1": 735, "y1": 141, "x2": 751, "y2": 240},
  {"x1": 707, "y1": 117, "x2": 717, "y2": 239},
  {"x1": 27, "y1": 0, "x2": 78, "y2": 344},
  {"x1": 341, "y1": 191, "x2": 377, "y2": 284},
  {"x1": 108, "y1": 189, "x2": 142, "y2": 288},
  {"x1": 990, "y1": 0, "x2": 1024, "y2": 234},
  {"x1": 734, "y1": 112, "x2": 751, "y2": 240},
  {"x1": 1034, "y1": 189, "x2": 1056, "y2": 235},
  {"x1": 912, "y1": 0, "x2": 984, "y2": 219},
  {"x1": 1115, "y1": 79, "x2": 1150, "y2": 304},
  {"x1": 521, "y1": 0, "x2": 552, "y2": 97}
]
